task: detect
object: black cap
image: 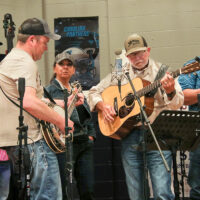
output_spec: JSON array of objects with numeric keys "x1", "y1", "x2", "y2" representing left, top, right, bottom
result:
[{"x1": 18, "y1": 18, "x2": 61, "y2": 40}]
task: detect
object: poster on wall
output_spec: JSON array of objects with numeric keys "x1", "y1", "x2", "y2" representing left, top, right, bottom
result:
[{"x1": 54, "y1": 17, "x2": 99, "y2": 90}]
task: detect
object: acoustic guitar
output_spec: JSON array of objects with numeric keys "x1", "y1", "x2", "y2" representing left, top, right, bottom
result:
[{"x1": 98, "y1": 59, "x2": 200, "y2": 140}]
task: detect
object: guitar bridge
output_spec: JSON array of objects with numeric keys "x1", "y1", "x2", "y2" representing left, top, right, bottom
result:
[{"x1": 114, "y1": 97, "x2": 118, "y2": 116}]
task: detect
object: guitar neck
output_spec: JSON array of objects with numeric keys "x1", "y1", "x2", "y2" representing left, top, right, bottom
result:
[
  {"x1": 6, "y1": 37, "x2": 14, "y2": 53},
  {"x1": 68, "y1": 93, "x2": 78, "y2": 118},
  {"x1": 67, "y1": 82, "x2": 82, "y2": 118},
  {"x1": 137, "y1": 69, "x2": 181, "y2": 97}
]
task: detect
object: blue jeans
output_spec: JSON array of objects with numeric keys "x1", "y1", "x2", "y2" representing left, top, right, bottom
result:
[
  {"x1": 121, "y1": 128, "x2": 174, "y2": 200},
  {"x1": 0, "y1": 161, "x2": 11, "y2": 200},
  {"x1": 0, "y1": 139, "x2": 62, "y2": 200},
  {"x1": 188, "y1": 144, "x2": 200, "y2": 199},
  {"x1": 28, "y1": 139, "x2": 62, "y2": 200}
]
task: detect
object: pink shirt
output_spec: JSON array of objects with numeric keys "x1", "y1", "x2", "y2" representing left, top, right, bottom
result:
[{"x1": 0, "y1": 148, "x2": 9, "y2": 161}]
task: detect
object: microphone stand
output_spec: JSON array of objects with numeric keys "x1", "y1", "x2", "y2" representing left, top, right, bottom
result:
[
  {"x1": 17, "y1": 78, "x2": 30, "y2": 200},
  {"x1": 64, "y1": 89, "x2": 73, "y2": 200},
  {"x1": 125, "y1": 71, "x2": 170, "y2": 200}
]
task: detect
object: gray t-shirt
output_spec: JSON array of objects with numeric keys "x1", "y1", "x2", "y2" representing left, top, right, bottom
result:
[{"x1": 0, "y1": 48, "x2": 43, "y2": 146}]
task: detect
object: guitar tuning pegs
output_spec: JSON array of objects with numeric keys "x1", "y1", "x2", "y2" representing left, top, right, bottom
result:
[{"x1": 195, "y1": 56, "x2": 200, "y2": 63}]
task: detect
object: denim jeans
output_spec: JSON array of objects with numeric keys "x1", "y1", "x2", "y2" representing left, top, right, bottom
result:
[
  {"x1": 121, "y1": 128, "x2": 174, "y2": 200},
  {"x1": 188, "y1": 144, "x2": 200, "y2": 199},
  {"x1": 0, "y1": 139, "x2": 62, "y2": 200},
  {"x1": 0, "y1": 161, "x2": 11, "y2": 200},
  {"x1": 73, "y1": 140, "x2": 95, "y2": 200},
  {"x1": 28, "y1": 139, "x2": 62, "y2": 200},
  {"x1": 57, "y1": 139, "x2": 95, "y2": 200}
]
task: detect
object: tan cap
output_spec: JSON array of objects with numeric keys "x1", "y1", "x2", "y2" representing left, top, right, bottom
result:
[
  {"x1": 55, "y1": 51, "x2": 74, "y2": 64},
  {"x1": 124, "y1": 33, "x2": 148, "y2": 56}
]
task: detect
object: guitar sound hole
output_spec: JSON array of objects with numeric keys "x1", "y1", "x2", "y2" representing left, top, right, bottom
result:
[{"x1": 125, "y1": 93, "x2": 134, "y2": 107}]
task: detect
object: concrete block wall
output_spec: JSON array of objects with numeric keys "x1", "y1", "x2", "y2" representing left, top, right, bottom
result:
[
  {"x1": 107, "y1": 0, "x2": 200, "y2": 70},
  {"x1": 0, "y1": 1, "x2": 198, "y2": 198},
  {"x1": 1, "y1": 0, "x2": 200, "y2": 83},
  {"x1": 0, "y1": 0, "x2": 46, "y2": 82},
  {"x1": 43, "y1": 0, "x2": 200, "y2": 82},
  {"x1": 44, "y1": 0, "x2": 108, "y2": 84}
]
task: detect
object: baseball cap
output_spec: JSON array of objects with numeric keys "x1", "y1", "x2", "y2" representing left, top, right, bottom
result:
[
  {"x1": 55, "y1": 51, "x2": 74, "y2": 65},
  {"x1": 18, "y1": 18, "x2": 61, "y2": 40},
  {"x1": 124, "y1": 33, "x2": 148, "y2": 56}
]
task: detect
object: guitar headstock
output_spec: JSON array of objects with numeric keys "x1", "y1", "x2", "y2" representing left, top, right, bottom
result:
[
  {"x1": 3, "y1": 13, "x2": 15, "y2": 54},
  {"x1": 181, "y1": 58, "x2": 200, "y2": 75},
  {"x1": 3, "y1": 13, "x2": 15, "y2": 38},
  {"x1": 71, "y1": 81, "x2": 82, "y2": 93}
]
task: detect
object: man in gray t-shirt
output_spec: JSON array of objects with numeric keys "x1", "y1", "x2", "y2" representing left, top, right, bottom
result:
[{"x1": 0, "y1": 18, "x2": 83, "y2": 200}]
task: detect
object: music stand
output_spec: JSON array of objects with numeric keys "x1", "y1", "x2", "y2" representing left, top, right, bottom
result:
[{"x1": 146, "y1": 110, "x2": 200, "y2": 200}]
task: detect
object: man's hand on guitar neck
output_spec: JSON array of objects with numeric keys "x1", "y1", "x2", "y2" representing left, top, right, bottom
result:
[
  {"x1": 96, "y1": 101, "x2": 116, "y2": 122},
  {"x1": 160, "y1": 72, "x2": 176, "y2": 100}
]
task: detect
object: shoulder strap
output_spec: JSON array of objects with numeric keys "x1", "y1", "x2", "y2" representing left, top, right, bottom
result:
[
  {"x1": 146, "y1": 64, "x2": 169, "y2": 97},
  {"x1": 0, "y1": 85, "x2": 40, "y2": 123},
  {"x1": 154, "y1": 64, "x2": 169, "y2": 81},
  {"x1": 43, "y1": 87, "x2": 56, "y2": 104}
]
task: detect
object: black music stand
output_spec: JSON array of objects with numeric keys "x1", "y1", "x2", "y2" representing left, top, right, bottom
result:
[{"x1": 146, "y1": 110, "x2": 200, "y2": 200}]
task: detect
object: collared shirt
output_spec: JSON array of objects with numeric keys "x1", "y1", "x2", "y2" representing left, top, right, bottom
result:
[
  {"x1": 178, "y1": 57, "x2": 200, "y2": 111},
  {"x1": 88, "y1": 52, "x2": 184, "y2": 125},
  {"x1": 55, "y1": 78, "x2": 66, "y2": 90},
  {"x1": 54, "y1": 79, "x2": 73, "y2": 97}
]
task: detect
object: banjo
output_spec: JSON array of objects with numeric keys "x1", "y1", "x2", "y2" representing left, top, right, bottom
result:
[{"x1": 41, "y1": 81, "x2": 81, "y2": 153}]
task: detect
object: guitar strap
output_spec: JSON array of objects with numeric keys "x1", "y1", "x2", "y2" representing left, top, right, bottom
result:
[
  {"x1": 0, "y1": 84, "x2": 41, "y2": 123},
  {"x1": 0, "y1": 85, "x2": 62, "y2": 122},
  {"x1": 146, "y1": 64, "x2": 169, "y2": 97},
  {"x1": 0, "y1": 85, "x2": 62, "y2": 123},
  {"x1": 43, "y1": 87, "x2": 57, "y2": 104}
]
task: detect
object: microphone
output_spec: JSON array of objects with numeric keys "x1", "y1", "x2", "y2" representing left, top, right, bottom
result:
[
  {"x1": 18, "y1": 77, "x2": 25, "y2": 99},
  {"x1": 114, "y1": 50, "x2": 123, "y2": 95}
]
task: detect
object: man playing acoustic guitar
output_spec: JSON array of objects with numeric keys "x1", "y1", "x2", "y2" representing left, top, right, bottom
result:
[{"x1": 88, "y1": 33, "x2": 184, "y2": 200}]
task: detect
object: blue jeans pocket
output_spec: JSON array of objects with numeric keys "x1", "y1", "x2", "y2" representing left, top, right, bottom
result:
[{"x1": 28, "y1": 139, "x2": 62, "y2": 200}]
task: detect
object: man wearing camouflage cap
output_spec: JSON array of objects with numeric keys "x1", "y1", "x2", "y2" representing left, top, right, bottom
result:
[{"x1": 88, "y1": 33, "x2": 184, "y2": 200}]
